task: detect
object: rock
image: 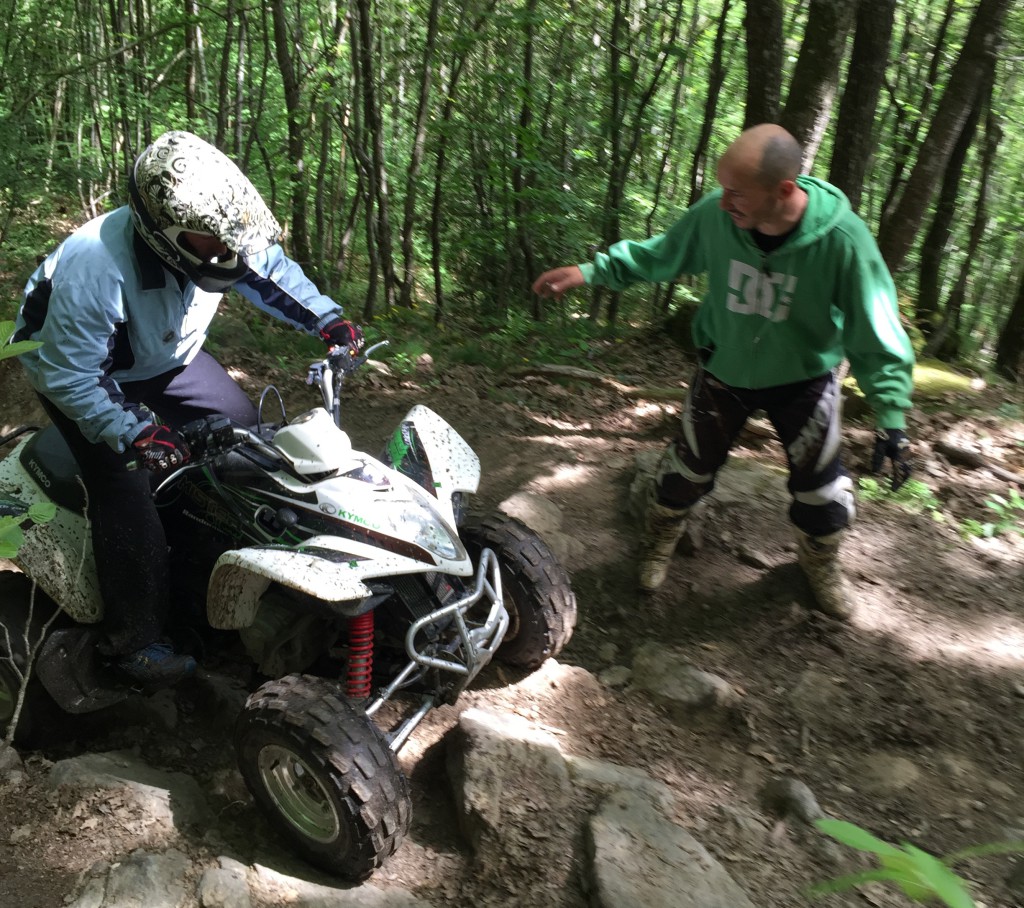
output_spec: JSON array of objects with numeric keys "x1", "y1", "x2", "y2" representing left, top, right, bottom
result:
[
  {"x1": 252, "y1": 863, "x2": 432, "y2": 906},
  {"x1": 446, "y1": 707, "x2": 571, "y2": 852},
  {"x1": 855, "y1": 752, "x2": 922, "y2": 794},
  {"x1": 198, "y1": 856, "x2": 252, "y2": 908},
  {"x1": 597, "y1": 665, "x2": 631, "y2": 688},
  {"x1": 585, "y1": 789, "x2": 759, "y2": 908},
  {"x1": 68, "y1": 849, "x2": 191, "y2": 908},
  {"x1": 761, "y1": 777, "x2": 824, "y2": 823},
  {"x1": 0, "y1": 743, "x2": 22, "y2": 772},
  {"x1": 498, "y1": 491, "x2": 563, "y2": 538},
  {"x1": 631, "y1": 643, "x2": 737, "y2": 719},
  {"x1": 47, "y1": 751, "x2": 214, "y2": 833},
  {"x1": 565, "y1": 753, "x2": 676, "y2": 813}
]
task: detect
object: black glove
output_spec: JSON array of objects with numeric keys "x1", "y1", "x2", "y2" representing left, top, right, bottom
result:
[
  {"x1": 871, "y1": 428, "x2": 911, "y2": 491},
  {"x1": 319, "y1": 318, "x2": 364, "y2": 353},
  {"x1": 132, "y1": 424, "x2": 191, "y2": 473}
]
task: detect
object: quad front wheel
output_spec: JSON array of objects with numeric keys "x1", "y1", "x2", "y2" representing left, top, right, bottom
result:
[
  {"x1": 460, "y1": 511, "x2": 577, "y2": 670},
  {"x1": 234, "y1": 674, "x2": 411, "y2": 880}
]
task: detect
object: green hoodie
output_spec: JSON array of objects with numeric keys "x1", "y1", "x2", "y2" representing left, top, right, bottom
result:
[{"x1": 579, "y1": 176, "x2": 914, "y2": 429}]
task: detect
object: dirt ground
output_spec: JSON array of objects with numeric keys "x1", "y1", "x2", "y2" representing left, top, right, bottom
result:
[{"x1": 1, "y1": 327, "x2": 1023, "y2": 907}]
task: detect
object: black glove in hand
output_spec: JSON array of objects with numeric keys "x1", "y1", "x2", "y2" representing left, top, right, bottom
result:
[
  {"x1": 132, "y1": 424, "x2": 191, "y2": 473},
  {"x1": 871, "y1": 428, "x2": 911, "y2": 491},
  {"x1": 320, "y1": 318, "x2": 364, "y2": 354}
]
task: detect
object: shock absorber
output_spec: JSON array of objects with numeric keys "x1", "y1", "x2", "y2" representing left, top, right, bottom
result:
[{"x1": 346, "y1": 611, "x2": 374, "y2": 700}]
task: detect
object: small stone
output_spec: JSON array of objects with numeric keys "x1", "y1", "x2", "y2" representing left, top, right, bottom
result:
[
  {"x1": 598, "y1": 666, "x2": 632, "y2": 689},
  {"x1": 9, "y1": 825, "x2": 32, "y2": 844},
  {"x1": 762, "y1": 776, "x2": 823, "y2": 823}
]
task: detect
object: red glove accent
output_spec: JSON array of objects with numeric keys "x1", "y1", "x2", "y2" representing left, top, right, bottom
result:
[
  {"x1": 319, "y1": 318, "x2": 364, "y2": 352},
  {"x1": 132, "y1": 424, "x2": 191, "y2": 473}
]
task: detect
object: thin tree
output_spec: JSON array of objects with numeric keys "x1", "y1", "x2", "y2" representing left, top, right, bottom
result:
[
  {"x1": 269, "y1": 0, "x2": 319, "y2": 280},
  {"x1": 742, "y1": 0, "x2": 783, "y2": 127},
  {"x1": 878, "y1": 0, "x2": 1012, "y2": 272},
  {"x1": 827, "y1": 0, "x2": 897, "y2": 211},
  {"x1": 780, "y1": 0, "x2": 857, "y2": 170},
  {"x1": 352, "y1": 0, "x2": 397, "y2": 312},
  {"x1": 398, "y1": 0, "x2": 441, "y2": 310}
]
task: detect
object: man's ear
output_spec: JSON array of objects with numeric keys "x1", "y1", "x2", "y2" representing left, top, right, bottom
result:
[{"x1": 778, "y1": 179, "x2": 798, "y2": 200}]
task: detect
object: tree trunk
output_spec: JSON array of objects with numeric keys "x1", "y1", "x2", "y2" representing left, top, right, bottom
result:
[
  {"x1": 916, "y1": 69, "x2": 987, "y2": 344},
  {"x1": 689, "y1": 0, "x2": 734, "y2": 207},
  {"x1": 878, "y1": 0, "x2": 1011, "y2": 272},
  {"x1": 591, "y1": 0, "x2": 688, "y2": 326},
  {"x1": 742, "y1": 0, "x2": 783, "y2": 127},
  {"x1": 879, "y1": 0, "x2": 956, "y2": 232},
  {"x1": 925, "y1": 71, "x2": 999, "y2": 361},
  {"x1": 827, "y1": 0, "x2": 896, "y2": 210},
  {"x1": 397, "y1": 0, "x2": 440, "y2": 310},
  {"x1": 269, "y1": 0, "x2": 318, "y2": 280},
  {"x1": 995, "y1": 269, "x2": 1024, "y2": 382},
  {"x1": 352, "y1": 0, "x2": 397, "y2": 311},
  {"x1": 780, "y1": 0, "x2": 856, "y2": 170},
  {"x1": 513, "y1": 0, "x2": 539, "y2": 319},
  {"x1": 429, "y1": 2, "x2": 497, "y2": 325}
]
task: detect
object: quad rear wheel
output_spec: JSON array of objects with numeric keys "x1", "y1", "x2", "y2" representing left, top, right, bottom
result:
[
  {"x1": 234, "y1": 674, "x2": 411, "y2": 880},
  {"x1": 460, "y1": 511, "x2": 577, "y2": 670}
]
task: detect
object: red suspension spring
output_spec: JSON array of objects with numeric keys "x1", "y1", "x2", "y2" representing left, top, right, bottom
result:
[{"x1": 346, "y1": 611, "x2": 374, "y2": 700}]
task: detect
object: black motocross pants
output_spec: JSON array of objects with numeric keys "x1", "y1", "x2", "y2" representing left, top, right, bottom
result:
[{"x1": 655, "y1": 367, "x2": 855, "y2": 538}]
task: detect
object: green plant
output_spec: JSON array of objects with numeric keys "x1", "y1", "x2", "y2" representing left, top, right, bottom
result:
[
  {"x1": 858, "y1": 476, "x2": 943, "y2": 519},
  {"x1": 0, "y1": 319, "x2": 40, "y2": 362},
  {"x1": 810, "y1": 818, "x2": 1024, "y2": 906},
  {"x1": 0, "y1": 320, "x2": 55, "y2": 553},
  {"x1": 959, "y1": 488, "x2": 1024, "y2": 539}
]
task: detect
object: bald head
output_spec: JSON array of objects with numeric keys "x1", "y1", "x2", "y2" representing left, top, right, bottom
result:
[
  {"x1": 720, "y1": 124, "x2": 803, "y2": 188},
  {"x1": 715, "y1": 124, "x2": 807, "y2": 235}
]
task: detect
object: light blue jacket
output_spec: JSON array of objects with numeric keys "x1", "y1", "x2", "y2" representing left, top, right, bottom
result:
[{"x1": 13, "y1": 206, "x2": 343, "y2": 452}]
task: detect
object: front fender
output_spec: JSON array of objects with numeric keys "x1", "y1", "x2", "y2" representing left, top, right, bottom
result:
[
  {"x1": 206, "y1": 546, "x2": 374, "y2": 630},
  {"x1": 385, "y1": 405, "x2": 480, "y2": 497}
]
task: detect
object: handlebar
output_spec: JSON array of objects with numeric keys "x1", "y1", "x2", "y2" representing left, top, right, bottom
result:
[
  {"x1": 147, "y1": 337, "x2": 390, "y2": 490},
  {"x1": 308, "y1": 339, "x2": 389, "y2": 428}
]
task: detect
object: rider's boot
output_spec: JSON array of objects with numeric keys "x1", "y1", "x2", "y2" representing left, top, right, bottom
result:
[
  {"x1": 116, "y1": 643, "x2": 197, "y2": 685},
  {"x1": 795, "y1": 529, "x2": 855, "y2": 620},
  {"x1": 637, "y1": 489, "x2": 691, "y2": 593}
]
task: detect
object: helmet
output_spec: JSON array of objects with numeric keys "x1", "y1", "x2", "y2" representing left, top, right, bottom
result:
[{"x1": 128, "y1": 131, "x2": 282, "y2": 292}]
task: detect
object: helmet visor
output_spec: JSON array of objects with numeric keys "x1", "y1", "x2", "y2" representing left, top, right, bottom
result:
[{"x1": 162, "y1": 226, "x2": 248, "y2": 291}]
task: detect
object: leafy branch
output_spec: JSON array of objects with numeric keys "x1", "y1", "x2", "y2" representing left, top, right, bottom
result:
[{"x1": 810, "y1": 817, "x2": 1024, "y2": 907}]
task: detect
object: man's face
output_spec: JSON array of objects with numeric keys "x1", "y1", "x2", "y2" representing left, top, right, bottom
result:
[
  {"x1": 716, "y1": 160, "x2": 782, "y2": 231},
  {"x1": 180, "y1": 231, "x2": 230, "y2": 263}
]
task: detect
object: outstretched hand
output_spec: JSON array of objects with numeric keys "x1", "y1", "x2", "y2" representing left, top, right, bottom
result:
[{"x1": 532, "y1": 266, "x2": 585, "y2": 299}]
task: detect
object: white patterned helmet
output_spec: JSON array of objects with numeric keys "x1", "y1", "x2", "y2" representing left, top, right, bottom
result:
[{"x1": 128, "y1": 130, "x2": 282, "y2": 291}]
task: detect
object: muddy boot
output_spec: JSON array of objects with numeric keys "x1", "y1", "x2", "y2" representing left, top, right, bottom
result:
[
  {"x1": 795, "y1": 529, "x2": 855, "y2": 620},
  {"x1": 637, "y1": 493, "x2": 691, "y2": 593}
]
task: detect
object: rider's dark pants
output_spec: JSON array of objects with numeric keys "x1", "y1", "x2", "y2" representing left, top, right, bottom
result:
[
  {"x1": 655, "y1": 367, "x2": 855, "y2": 538},
  {"x1": 39, "y1": 351, "x2": 258, "y2": 657}
]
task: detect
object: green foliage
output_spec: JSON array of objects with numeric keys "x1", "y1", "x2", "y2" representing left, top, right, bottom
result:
[
  {"x1": 810, "y1": 817, "x2": 1024, "y2": 907},
  {"x1": 958, "y1": 488, "x2": 1024, "y2": 539},
  {"x1": 858, "y1": 476, "x2": 943, "y2": 519},
  {"x1": 0, "y1": 320, "x2": 51, "y2": 557},
  {"x1": 0, "y1": 503, "x2": 57, "y2": 559},
  {"x1": 0, "y1": 320, "x2": 41, "y2": 361}
]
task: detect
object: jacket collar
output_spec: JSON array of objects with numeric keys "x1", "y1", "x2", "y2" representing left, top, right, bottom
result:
[{"x1": 131, "y1": 224, "x2": 188, "y2": 291}]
